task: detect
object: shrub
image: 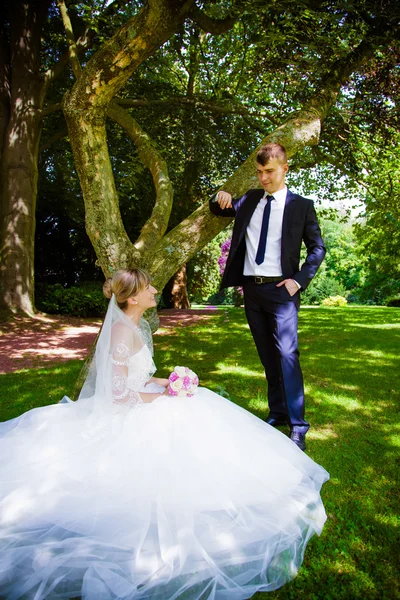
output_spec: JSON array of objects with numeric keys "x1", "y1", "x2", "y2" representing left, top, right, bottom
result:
[
  {"x1": 207, "y1": 287, "x2": 243, "y2": 307},
  {"x1": 321, "y1": 295, "x2": 348, "y2": 307},
  {"x1": 187, "y1": 231, "x2": 230, "y2": 304},
  {"x1": 386, "y1": 294, "x2": 400, "y2": 308},
  {"x1": 36, "y1": 282, "x2": 107, "y2": 317},
  {"x1": 302, "y1": 275, "x2": 347, "y2": 305}
]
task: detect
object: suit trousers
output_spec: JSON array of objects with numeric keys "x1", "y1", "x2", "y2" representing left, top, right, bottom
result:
[{"x1": 243, "y1": 280, "x2": 309, "y2": 434}]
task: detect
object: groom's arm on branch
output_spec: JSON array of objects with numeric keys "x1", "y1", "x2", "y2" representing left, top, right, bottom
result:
[
  {"x1": 293, "y1": 200, "x2": 326, "y2": 291},
  {"x1": 209, "y1": 191, "x2": 237, "y2": 218}
]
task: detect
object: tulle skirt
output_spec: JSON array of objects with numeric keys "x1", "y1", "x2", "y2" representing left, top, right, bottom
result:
[{"x1": 0, "y1": 387, "x2": 329, "y2": 599}]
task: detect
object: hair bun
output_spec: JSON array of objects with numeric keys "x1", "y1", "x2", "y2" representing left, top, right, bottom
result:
[{"x1": 103, "y1": 278, "x2": 113, "y2": 299}]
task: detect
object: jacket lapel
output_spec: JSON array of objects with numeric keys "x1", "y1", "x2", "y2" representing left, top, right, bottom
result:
[{"x1": 282, "y1": 189, "x2": 296, "y2": 240}]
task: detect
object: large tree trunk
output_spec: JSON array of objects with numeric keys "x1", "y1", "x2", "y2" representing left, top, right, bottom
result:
[
  {"x1": 62, "y1": 1, "x2": 195, "y2": 277},
  {"x1": 163, "y1": 266, "x2": 191, "y2": 309},
  {"x1": 0, "y1": 0, "x2": 49, "y2": 315}
]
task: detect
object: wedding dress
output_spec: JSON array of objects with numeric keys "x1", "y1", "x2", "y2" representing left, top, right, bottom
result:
[{"x1": 0, "y1": 297, "x2": 329, "y2": 600}]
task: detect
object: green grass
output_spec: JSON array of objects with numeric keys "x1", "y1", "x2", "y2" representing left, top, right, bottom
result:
[{"x1": 1, "y1": 306, "x2": 399, "y2": 599}]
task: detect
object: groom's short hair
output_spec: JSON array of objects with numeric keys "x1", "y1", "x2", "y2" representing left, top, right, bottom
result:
[{"x1": 256, "y1": 143, "x2": 287, "y2": 166}]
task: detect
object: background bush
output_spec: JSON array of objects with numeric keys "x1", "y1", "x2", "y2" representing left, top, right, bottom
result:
[
  {"x1": 36, "y1": 282, "x2": 107, "y2": 317},
  {"x1": 187, "y1": 231, "x2": 232, "y2": 304},
  {"x1": 301, "y1": 273, "x2": 348, "y2": 305},
  {"x1": 386, "y1": 294, "x2": 400, "y2": 307},
  {"x1": 322, "y1": 295, "x2": 348, "y2": 307}
]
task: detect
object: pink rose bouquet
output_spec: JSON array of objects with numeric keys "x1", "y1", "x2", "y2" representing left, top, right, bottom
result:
[{"x1": 167, "y1": 366, "x2": 199, "y2": 397}]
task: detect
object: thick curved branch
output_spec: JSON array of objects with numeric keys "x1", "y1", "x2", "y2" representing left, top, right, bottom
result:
[
  {"x1": 64, "y1": 1, "x2": 195, "y2": 115},
  {"x1": 148, "y1": 36, "x2": 380, "y2": 285},
  {"x1": 188, "y1": 5, "x2": 236, "y2": 34},
  {"x1": 107, "y1": 102, "x2": 173, "y2": 249}
]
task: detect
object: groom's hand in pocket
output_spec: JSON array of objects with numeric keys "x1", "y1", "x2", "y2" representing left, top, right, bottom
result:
[{"x1": 276, "y1": 279, "x2": 300, "y2": 297}]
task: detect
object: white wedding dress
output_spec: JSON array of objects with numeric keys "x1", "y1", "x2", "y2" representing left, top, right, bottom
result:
[{"x1": 0, "y1": 297, "x2": 329, "y2": 600}]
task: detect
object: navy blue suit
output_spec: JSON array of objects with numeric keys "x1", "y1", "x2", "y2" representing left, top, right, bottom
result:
[{"x1": 210, "y1": 188, "x2": 325, "y2": 433}]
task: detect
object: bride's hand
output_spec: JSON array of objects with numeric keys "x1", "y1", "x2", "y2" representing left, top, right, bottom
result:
[{"x1": 150, "y1": 377, "x2": 170, "y2": 388}]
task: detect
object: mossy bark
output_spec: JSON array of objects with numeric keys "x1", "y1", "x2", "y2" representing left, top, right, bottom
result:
[
  {"x1": 0, "y1": 0, "x2": 50, "y2": 315},
  {"x1": 62, "y1": 0, "x2": 195, "y2": 277}
]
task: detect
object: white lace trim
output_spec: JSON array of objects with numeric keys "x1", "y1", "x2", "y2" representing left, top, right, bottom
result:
[
  {"x1": 111, "y1": 337, "x2": 156, "y2": 413},
  {"x1": 111, "y1": 341, "x2": 131, "y2": 366}
]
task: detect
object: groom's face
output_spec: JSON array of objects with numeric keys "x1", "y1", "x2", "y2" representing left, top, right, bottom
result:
[{"x1": 256, "y1": 158, "x2": 288, "y2": 195}]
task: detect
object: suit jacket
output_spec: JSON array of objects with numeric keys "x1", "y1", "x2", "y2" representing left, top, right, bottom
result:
[{"x1": 209, "y1": 188, "x2": 326, "y2": 291}]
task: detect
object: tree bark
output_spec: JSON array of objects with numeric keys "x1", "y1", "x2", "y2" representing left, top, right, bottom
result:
[
  {"x1": 107, "y1": 103, "x2": 174, "y2": 251},
  {"x1": 62, "y1": 0, "x2": 196, "y2": 276},
  {"x1": 0, "y1": 0, "x2": 132, "y2": 316},
  {"x1": 163, "y1": 265, "x2": 191, "y2": 309},
  {"x1": 0, "y1": 0, "x2": 50, "y2": 315}
]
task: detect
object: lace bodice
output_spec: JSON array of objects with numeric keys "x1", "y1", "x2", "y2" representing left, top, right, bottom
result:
[{"x1": 110, "y1": 319, "x2": 156, "y2": 413}]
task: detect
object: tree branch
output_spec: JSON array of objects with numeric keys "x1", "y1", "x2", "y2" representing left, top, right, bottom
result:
[
  {"x1": 43, "y1": 0, "x2": 133, "y2": 90},
  {"x1": 188, "y1": 5, "x2": 236, "y2": 34},
  {"x1": 43, "y1": 32, "x2": 91, "y2": 89},
  {"x1": 107, "y1": 102, "x2": 173, "y2": 249},
  {"x1": 56, "y1": 0, "x2": 82, "y2": 79},
  {"x1": 39, "y1": 127, "x2": 68, "y2": 152},
  {"x1": 64, "y1": 1, "x2": 196, "y2": 115},
  {"x1": 41, "y1": 96, "x2": 275, "y2": 123},
  {"x1": 304, "y1": 37, "x2": 378, "y2": 120},
  {"x1": 41, "y1": 103, "x2": 63, "y2": 117},
  {"x1": 115, "y1": 96, "x2": 273, "y2": 118},
  {"x1": 147, "y1": 35, "x2": 380, "y2": 285}
]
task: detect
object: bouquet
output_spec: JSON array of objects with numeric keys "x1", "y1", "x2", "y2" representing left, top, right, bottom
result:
[{"x1": 167, "y1": 366, "x2": 199, "y2": 397}]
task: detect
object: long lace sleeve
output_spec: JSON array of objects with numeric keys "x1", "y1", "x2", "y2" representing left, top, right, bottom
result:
[
  {"x1": 110, "y1": 321, "x2": 156, "y2": 414},
  {"x1": 111, "y1": 340, "x2": 143, "y2": 411}
]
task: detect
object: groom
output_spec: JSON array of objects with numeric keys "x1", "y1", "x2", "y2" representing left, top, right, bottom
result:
[{"x1": 209, "y1": 143, "x2": 325, "y2": 451}]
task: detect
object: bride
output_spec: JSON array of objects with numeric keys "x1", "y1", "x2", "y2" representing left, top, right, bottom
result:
[{"x1": 0, "y1": 268, "x2": 329, "y2": 600}]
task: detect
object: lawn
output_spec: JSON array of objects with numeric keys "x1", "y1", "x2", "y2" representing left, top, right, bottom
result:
[{"x1": 0, "y1": 306, "x2": 399, "y2": 599}]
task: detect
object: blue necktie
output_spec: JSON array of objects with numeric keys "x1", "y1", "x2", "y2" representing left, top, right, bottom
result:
[{"x1": 255, "y1": 195, "x2": 274, "y2": 265}]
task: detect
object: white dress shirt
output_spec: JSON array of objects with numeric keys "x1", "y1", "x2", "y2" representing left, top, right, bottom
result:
[{"x1": 243, "y1": 187, "x2": 287, "y2": 276}]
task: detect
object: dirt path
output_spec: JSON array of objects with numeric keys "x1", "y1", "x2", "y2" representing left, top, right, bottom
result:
[{"x1": 0, "y1": 308, "x2": 219, "y2": 374}]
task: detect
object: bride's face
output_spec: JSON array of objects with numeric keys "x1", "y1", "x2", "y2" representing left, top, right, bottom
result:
[{"x1": 133, "y1": 284, "x2": 158, "y2": 310}]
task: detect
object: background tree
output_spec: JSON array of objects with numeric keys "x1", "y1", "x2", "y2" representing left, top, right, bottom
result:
[{"x1": 0, "y1": 0, "x2": 130, "y2": 315}]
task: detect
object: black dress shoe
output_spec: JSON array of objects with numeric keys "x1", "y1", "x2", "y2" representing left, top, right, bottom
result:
[
  {"x1": 265, "y1": 417, "x2": 290, "y2": 427},
  {"x1": 290, "y1": 432, "x2": 306, "y2": 451}
]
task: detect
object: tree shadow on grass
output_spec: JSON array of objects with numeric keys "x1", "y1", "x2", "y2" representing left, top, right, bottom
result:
[{"x1": 0, "y1": 361, "x2": 82, "y2": 421}]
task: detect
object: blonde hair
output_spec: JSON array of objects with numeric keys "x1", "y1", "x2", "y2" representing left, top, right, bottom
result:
[{"x1": 103, "y1": 268, "x2": 151, "y2": 310}]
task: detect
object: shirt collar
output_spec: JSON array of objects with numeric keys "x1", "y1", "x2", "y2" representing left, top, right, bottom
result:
[{"x1": 263, "y1": 186, "x2": 287, "y2": 203}]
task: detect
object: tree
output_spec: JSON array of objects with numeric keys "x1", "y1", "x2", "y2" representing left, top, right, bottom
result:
[
  {"x1": 62, "y1": 1, "x2": 397, "y2": 293},
  {"x1": 0, "y1": 0, "x2": 52, "y2": 315},
  {"x1": 1, "y1": 0, "x2": 398, "y2": 315},
  {"x1": 0, "y1": 0, "x2": 135, "y2": 314}
]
